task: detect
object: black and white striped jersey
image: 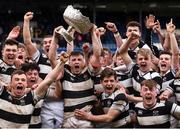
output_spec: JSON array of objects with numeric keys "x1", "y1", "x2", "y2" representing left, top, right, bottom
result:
[
  {"x1": 28, "y1": 99, "x2": 44, "y2": 128},
  {"x1": 100, "y1": 89, "x2": 131, "y2": 127},
  {"x1": 0, "y1": 85, "x2": 38, "y2": 128},
  {"x1": 128, "y1": 63, "x2": 162, "y2": 97},
  {"x1": 134, "y1": 100, "x2": 179, "y2": 128},
  {"x1": 0, "y1": 59, "x2": 16, "y2": 84},
  {"x1": 126, "y1": 41, "x2": 150, "y2": 62},
  {"x1": 32, "y1": 50, "x2": 52, "y2": 79},
  {"x1": 61, "y1": 65, "x2": 97, "y2": 115},
  {"x1": 115, "y1": 68, "x2": 133, "y2": 95},
  {"x1": 167, "y1": 78, "x2": 180, "y2": 105},
  {"x1": 161, "y1": 69, "x2": 175, "y2": 93}
]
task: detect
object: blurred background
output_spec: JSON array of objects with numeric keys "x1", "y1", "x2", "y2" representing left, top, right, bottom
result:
[{"x1": 0, "y1": 0, "x2": 180, "y2": 51}]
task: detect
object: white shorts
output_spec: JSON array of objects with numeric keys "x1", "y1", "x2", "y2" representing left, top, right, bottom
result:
[{"x1": 62, "y1": 116, "x2": 94, "y2": 128}]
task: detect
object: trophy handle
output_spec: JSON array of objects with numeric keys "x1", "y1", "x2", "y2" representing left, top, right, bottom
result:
[
  {"x1": 58, "y1": 27, "x2": 73, "y2": 45},
  {"x1": 67, "y1": 26, "x2": 74, "y2": 33}
]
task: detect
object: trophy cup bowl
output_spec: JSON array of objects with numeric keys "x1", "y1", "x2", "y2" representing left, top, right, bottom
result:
[{"x1": 60, "y1": 5, "x2": 93, "y2": 43}]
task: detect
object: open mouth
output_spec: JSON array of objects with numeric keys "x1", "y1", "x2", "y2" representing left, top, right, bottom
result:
[
  {"x1": 145, "y1": 96, "x2": 152, "y2": 100},
  {"x1": 75, "y1": 65, "x2": 80, "y2": 69},
  {"x1": 106, "y1": 86, "x2": 113, "y2": 90},
  {"x1": 30, "y1": 80, "x2": 36, "y2": 83},
  {"x1": 8, "y1": 56, "x2": 14, "y2": 60},
  {"x1": 17, "y1": 86, "x2": 23, "y2": 90},
  {"x1": 18, "y1": 55, "x2": 23, "y2": 59},
  {"x1": 140, "y1": 63, "x2": 147, "y2": 67},
  {"x1": 46, "y1": 48, "x2": 49, "y2": 52},
  {"x1": 161, "y1": 64, "x2": 166, "y2": 68},
  {"x1": 140, "y1": 62, "x2": 147, "y2": 67}
]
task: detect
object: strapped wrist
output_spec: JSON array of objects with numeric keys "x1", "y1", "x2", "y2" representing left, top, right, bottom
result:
[
  {"x1": 113, "y1": 31, "x2": 120, "y2": 37},
  {"x1": 113, "y1": 31, "x2": 119, "y2": 34}
]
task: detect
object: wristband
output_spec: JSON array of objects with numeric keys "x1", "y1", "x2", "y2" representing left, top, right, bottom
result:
[
  {"x1": 113, "y1": 31, "x2": 119, "y2": 34},
  {"x1": 113, "y1": 31, "x2": 120, "y2": 37}
]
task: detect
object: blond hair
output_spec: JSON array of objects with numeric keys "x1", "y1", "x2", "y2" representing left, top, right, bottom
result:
[{"x1": 137, "y1": 48, "x2": 152, "y2": 59}]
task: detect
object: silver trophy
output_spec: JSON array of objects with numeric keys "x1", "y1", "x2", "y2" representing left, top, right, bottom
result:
[{"x1": 58, "y1": 5, "x2": 93, "y2": 43}]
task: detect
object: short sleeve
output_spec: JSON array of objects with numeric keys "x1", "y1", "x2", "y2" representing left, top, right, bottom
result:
[
  {"x1": 111, "y1": 91, "x2": 128, "y2": 112},
  {"x1": 0, "y1": 85, "x2": 4, "y2": 95}
]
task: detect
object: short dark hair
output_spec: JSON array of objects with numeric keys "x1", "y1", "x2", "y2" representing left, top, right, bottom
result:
[
  {"x1": 3, "y1": 39, "x2": 19, "y2": 48},
  {"x1": 102, "y1": 48, "x2": 112, "y2": 55},
  {"x1": 126, "y1": 21, "x2": 141, "y2": 31},
  {"x1": 42, "y1": 35, "x2": 52, "y2": 44},
  {"x1": 11, "y1": 70, "x2": 26, "y2": 81},
  {"x1": 43, "y1": 35, "x2": 52, "y2": 39},
  {"x1": 18, "y1": 43, "x2": 26, "y2": 49},
  {"x1": 70, "y1": 51, "x2": 84, "y2": 58},
  {"x1": 159, "y1": 50, "x2": 172, "y2": 57},
  {"x1": 21, "y1": 62, "x2": 40, "y2": 73},
  {"x1": 87, "y1": 49, "x2": 93, "y2": 60},
  {"x1": 100, "y1": 67, "x2": 117, "y2": 81},
  {"x1": 141, "y1": 79, "x2": 157, "y2": 90}
]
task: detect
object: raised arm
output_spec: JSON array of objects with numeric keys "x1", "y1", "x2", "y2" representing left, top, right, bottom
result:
[
  {"x1": 118, "y1": 31, "x2": 139, "y2": 66},
  {"x1": 23, "y1": 12, "x2": 38, "y2": 57},
  {"x1": 163, "y1": 33, "x2": 170, "y2": 52},
  {"x1": 166, "y1": 19, "x2": 179, "y2": 70},
  {"x1": 89, "y1": 25, "x2": 102, "y2": 70},
  {"x1": 95, "y1": 27, "x2": 104, "y2": 49},
  {"x1": 144, "y1": 14, "x2": 155, "y2": 51},
  {"x1": 145, "y1": 14, "x2": 165, "y2": 48},
  {"x1": 163, "y1": 21, "x2": 172, "y2": 52},
  {"x1": 34, "y1": 52, "x2": 68, "y2": 99},
  {"x1": 105, "y1": 22, "x2": 123, "y2": 48},
  {"x1": 7, "y1": 26, "x2": 20, "y2": 39},
  {"x1": 105, "y1": 22, "x2": 124, "y2": 65},
  {"x1": 82, "y1": 42, "x2": 91, "y2": 63},
  {"x1": 144, "y1": 14, "x2": 161, "y2": 58},
  {"x1": 48, "y1": 26, "x2": 62, "y2": 67},
  {"x1": 153, "y1": 20, "x2": 165, "y2": 46},
  {"x1": 66, "y1": 26, "x2": 75, "y2": 55}
]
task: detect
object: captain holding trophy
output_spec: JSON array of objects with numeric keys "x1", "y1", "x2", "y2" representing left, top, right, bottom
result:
[{"x1": 56, "y1": 5, "x2": 103, "y2": 128}]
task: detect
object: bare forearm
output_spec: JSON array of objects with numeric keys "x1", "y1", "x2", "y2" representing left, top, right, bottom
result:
[
  {"x1": 114, "y1": 32, "x2": 123, "y2": 48},
  {"x1": 118, "y1": 39, "x2": 130, "y2": 54},
  {"x1": 90, "y1": 30, "x2": 102, "y2": 68},
  {"x1": 35, "y1": 61, "x2": 64, "y2": 98},
  {"x1": 23, "y1": 20, "x2": 37, "y2": 57},
  {"x1": 67, "y1": 41, "x2": 74, "y2": 55},
  {"x1": 67, "y1": 29, "x2": 75, "y2": 55},
  {"x1": 169, "y1": 33, "x2": 179, "y2": 68},
  {"x1": 157, "y1": 32, "x2": 165, "y2": 46},
  {"x1": 163, "y1": 33, "x2": 170, "y2": 51},
  {"x1": 87, "y1": 114, "x2": 113, "y2": 123},
  {"x1": 127, "y1": 94, "x2": 143, "y2": 103},
  {"x1": 23, "y1": 20, "x2": 32, "y2": 45},
  {"x1": 169, "y1": 33, "x2": 179, "y2": 56},
  {"x1": 92, "y1": 31, "x2": 102, "y2": 57},
  {"x1": 48, "y1": 36, "x2": 58, "y2": 67}
]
